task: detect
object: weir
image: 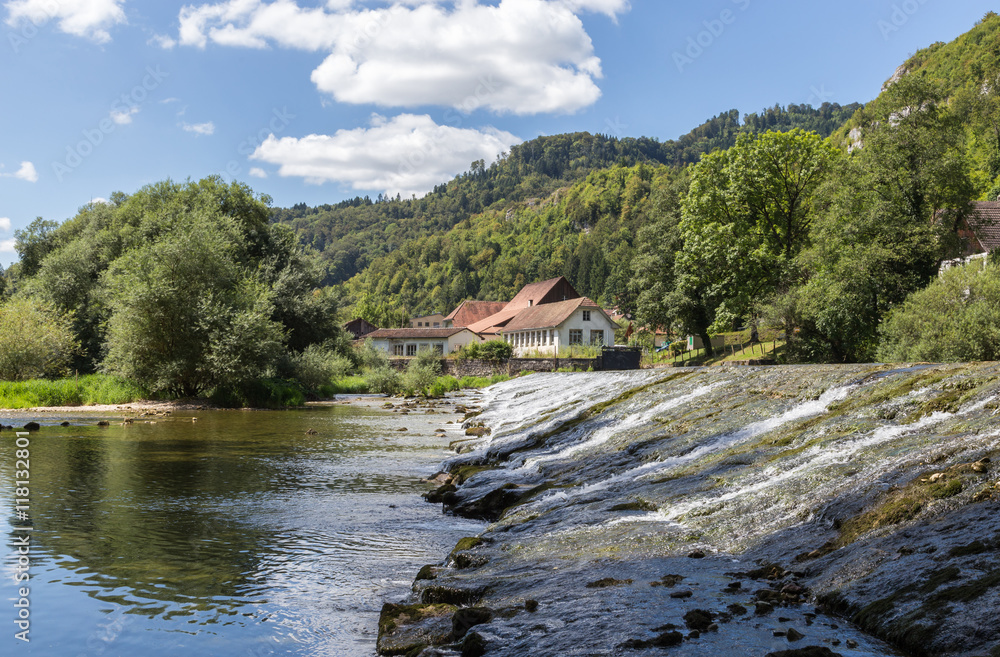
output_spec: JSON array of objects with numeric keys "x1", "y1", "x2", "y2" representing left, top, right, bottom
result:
[{"x1": 384, "y1": 364, "x2": 1000, "y2": 656}]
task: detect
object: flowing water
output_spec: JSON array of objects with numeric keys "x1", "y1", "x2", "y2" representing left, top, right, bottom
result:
[
  {"x1": 0, "y1": 400, "x2": 483, "y2": 656},
  {"x1": 409, "y1": 366, "x2": 1000, "y2": 657}
]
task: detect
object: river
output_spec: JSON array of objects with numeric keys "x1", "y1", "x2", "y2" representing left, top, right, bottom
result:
[{"x1": 0, "y1": 398, "x2": 483, "y2": 656}]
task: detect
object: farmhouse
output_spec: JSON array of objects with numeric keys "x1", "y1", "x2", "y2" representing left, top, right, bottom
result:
[
  {"x1": 500, "y1": 297, "x2": 618, "y2": 357},
  {"x1": 443, "y1": 300, "x2": 506, "y2": 328},
  {"x1": 464, "y1": 277, "x2": 618, "y2": 356}
]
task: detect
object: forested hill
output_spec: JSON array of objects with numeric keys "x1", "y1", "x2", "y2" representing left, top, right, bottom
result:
[{"x1": 273, "y1": 102, "x2": 861, "y2": 286}]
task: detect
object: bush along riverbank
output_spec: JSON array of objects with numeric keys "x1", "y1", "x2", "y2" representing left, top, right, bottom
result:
[{"x1": 382, "y1": 365, "x2": 1000, "y2": 656}]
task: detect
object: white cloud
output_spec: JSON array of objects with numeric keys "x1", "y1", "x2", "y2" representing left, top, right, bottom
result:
[
  {"x1": 181, "y1": 121, "x2": 216, "y2": 135},
  {"x1": 176, "y1": 0, "x2": 624, "y2": 115},
  {"x1": 248, "y1": 167, "x2": 268, "y2": 178},
  {"x1": 0, "y1": 238, "x2": 15, "y2": 253},
  {"x1": 110, "y1": 106, "x2": 139, "y2": 125},
  {"x1": 149, "y1": 33, "x2": 177, "y2": 49},
  {"x1": 0, "y1": 217, "x2": 11, "y2": 231},
  {"x1": 5, "y1": 0, "x2": 127, "y2": 43},
  {"x1": 15, "y1": 161, "x2": 37, "y2": 182},
  {"x1": 0, "y1": 161, "x2": 38, "y2": 182},
  {"x1": 251, "y1": 113, "x2": 521, "y2": 197}
]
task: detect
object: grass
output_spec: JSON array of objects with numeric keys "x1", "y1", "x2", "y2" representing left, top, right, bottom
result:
[
  {"x1": 0, "y1": 374, "x2": 150, "y2": 408},
  {"x1": 648, "y1": 339, "x2": 787, "y2": 367}
]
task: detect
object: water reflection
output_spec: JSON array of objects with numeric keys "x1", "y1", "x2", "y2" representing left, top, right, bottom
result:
[{"x1": 1, "y1": 403, "x2": 482, "y2": 656}]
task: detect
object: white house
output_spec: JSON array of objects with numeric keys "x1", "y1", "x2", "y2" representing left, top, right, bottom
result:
[
  {"x1": 366, "y1": 327, "x2": 480, "y2": 356},
  {"x1": 498, "y1": 297, "x2": 619, "y2": 357}
]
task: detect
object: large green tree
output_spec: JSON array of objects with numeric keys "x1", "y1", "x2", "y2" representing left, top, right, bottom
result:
[{"x1": 665, "y1": 129, "x2": 838, "y2": 353}]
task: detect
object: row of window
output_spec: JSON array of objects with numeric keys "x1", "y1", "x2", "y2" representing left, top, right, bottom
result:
[
  {"x1": 392, "y1": 343, "x2": 445, "y2": 356},
  {"x1": 414, "y1": 321, "x2": 441, "y2": 328}
]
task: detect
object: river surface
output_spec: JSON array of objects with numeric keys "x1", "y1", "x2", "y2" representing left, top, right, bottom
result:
[{"x1": 0, "y1": 399, "x2": 483, "y2": 656}]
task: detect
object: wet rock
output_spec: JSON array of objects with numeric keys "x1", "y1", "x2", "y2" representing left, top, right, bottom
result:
[
  {"x1": 687, "y1": 630, "x2": 700, "y2": 639},
  {"x1": 727, "y1": 603, "x2": 747, "y2": 616},
  {"x1": 23, "y1": 422, "x2": 40, "y2": 431},
  {"x1": 688, "y1": 549, "x2": 706, "y2": 558},
  {"x1": 377, "y1": 603, "x2": 456, "y2": 656},
  {"x1": 669, "y1": 589, "x2": 693, "y2": 599},
  {"x1": 620, "y1": 631, "x2": 683, "y2": 650},
  {"x1": 764, "y1": 648, "x2": 842, "y2": 657},
  {"x1": 97, "y1": 420, "x2": 110, "y2": 426},
  {"x1": 415, "y1": 565, "x2": 437, "y2": 581},
  {"x1": 60, "y1": 421, "x2": 70, "y2": 427},
  {"x1": 786, "y1": 627, "x2": 805, "y2": 641},
  {"x1": 445, "y1": 483, "x2": 526, "y2": 521},
  {"x1": 585, "y1": 577, "x2": 633, "y2": 588},
  {"x1": 845, "y1": 639, "x2": 858, "y2": 648},
  {"x1": 524, "y1": 599, "x2": 538, "y2": 612},
  {"x1": 460, "y1": 631, "x2": 486, "y2": 657},
  {"x1": 652, "y1": 574, "x2": 685, "y2": 588},
  {"x1": 724, "y1": 581, "x2": 742, "y2": 591},
  {"x1": 305, "y1": 428, "x2": 318, "y2": 435},
  {"x1": 452, "y1": 607, "x2": 492, "y2": 640},
  {"x1": 683, "y1": 609, "x2": 715, "y2": 631},
  {"x1": 423, "y1": 484, "x2": 457, "y2": 504},
  {"x1": 465, "y1": 426, "x2": 490, "y2": 437},
  {"x1": 755, "y1": 602, "x2": 774, "y2": 615},
  {"x1": 420, "y1": 584, "x2": 488, "y2": 606}
]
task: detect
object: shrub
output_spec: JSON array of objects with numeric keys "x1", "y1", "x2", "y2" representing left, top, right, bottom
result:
[
  {"x1": 0, "y1": 297, "x2": 78, "y2": 380},
  {"x1": 401, "y1": 362, "x2": 438, "y2": 396},
  {"x1": 292, "y1": 344, "x2": 354, "y2": 392},
  {"x1": 357, "y1": 337, "x2": 390, "y2": 370},
  {"x1": 479, "y1": 340, "x2": 513, "y2": 362},
  {"x1": 455, "y1": 341, "x2": 482, "y2": 361},
  {"x1": 365, "y1": 365, "x2": 400, "y2": 395}
]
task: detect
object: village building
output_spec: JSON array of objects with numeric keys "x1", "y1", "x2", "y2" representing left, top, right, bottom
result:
[
  {"x1": 939, "y1": 201, "x2": 1000, "y2": 273},
  {"x1": 499, "y1": 297, "x2": 619, "y2": 357},
  {"x1": 409, "y1": 313, "x2": 446, "y2": 328},
  {"x1": 366, "y1": 327, "x2": 480, "y2": 356},
  {"x1": 343, "y1": 317, "x2": 379, "y2": 340}
]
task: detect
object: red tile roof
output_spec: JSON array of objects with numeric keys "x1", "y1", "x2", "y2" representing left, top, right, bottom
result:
[
  {"x1": 967, "y1": 201, "x2": 1000, "y2": 252},
  {"x1": 366, "y1": 328, "x2": 472, "y2": 340},
  {"x1": 444, "y1": 300, "x2": 507, "y2": 327},
  {"x1": 503, "y1": 297, "x2": 608, "y2": 332},
  {"x1": 505, "y1": 276, "x2": 580, "y2": 310},
  {"x1": 466, "y1": 306, "x2": 524, "y2": 335}
]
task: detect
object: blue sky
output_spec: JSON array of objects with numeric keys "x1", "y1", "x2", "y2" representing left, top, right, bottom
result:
[{"x1": 0, "y1": 0, "x2": 996, "y2": 266}]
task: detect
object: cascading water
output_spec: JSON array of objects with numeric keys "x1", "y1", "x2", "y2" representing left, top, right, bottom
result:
[{"x1": 384, "y1": 364, "x2": 1000, "y2": 657}]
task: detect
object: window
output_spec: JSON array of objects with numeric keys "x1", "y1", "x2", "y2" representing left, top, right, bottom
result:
[
  {"x1": 590, "y1": 330, "x2": 604, "y2": 346},
  {"x1": 406, "y1": 344, "x2": 417, "y2": 356},
  {"x1": 393, "y1": 344, "x2": 404, "y2": 356},
  {"x1": 433, "y1": 322, "x2": 440, "y2": 327},
  {"x1": 582, "y1": 310, "x2": 591, "y2": 322},
  {"x1": 569, "y1": 329, "x2": 583, "y2": 345},
  {"x1": 416, "y1": 322, "x2": 423, "y2": 327}
]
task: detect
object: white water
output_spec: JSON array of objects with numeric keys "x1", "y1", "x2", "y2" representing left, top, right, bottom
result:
[{"x1": 519, "y1": 382, "x2": 726, "y2": 471}]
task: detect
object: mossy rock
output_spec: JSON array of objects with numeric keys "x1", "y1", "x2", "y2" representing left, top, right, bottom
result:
[
  {"x1": 420, "y1": 584, "x2": 488, "y2": 606},
  {"x1": 414, "y1": 565, "x2": 437, "y2": 581},
  {"x1": 377, "y1": 603, "x2": 457, "y2": 656},
  {"x1": 465, "y1": 426, "x2": 491, "y2": 437}
]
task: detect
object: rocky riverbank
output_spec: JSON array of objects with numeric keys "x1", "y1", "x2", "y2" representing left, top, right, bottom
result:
[{"x1": 379, "y1": 365, "x2": 1000, "y2": 656}]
